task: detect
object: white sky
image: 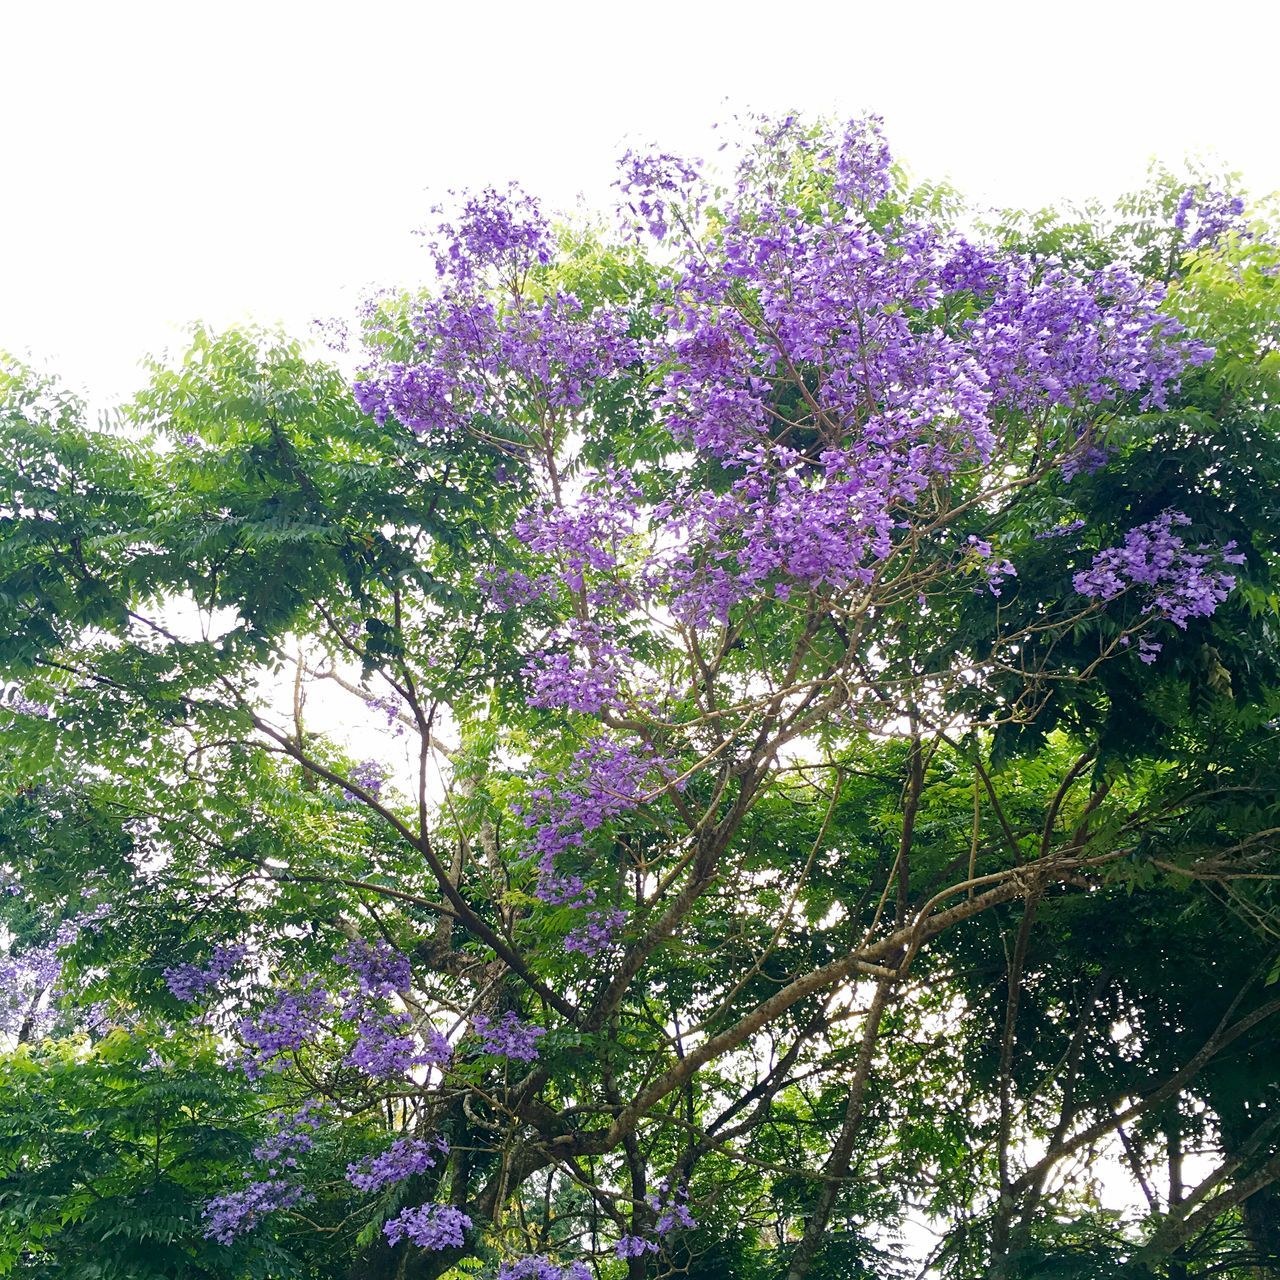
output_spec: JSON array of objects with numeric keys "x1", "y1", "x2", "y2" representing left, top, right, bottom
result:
[{"x1": 3, "y1": 0, "x2": 1279, "y2": 408}]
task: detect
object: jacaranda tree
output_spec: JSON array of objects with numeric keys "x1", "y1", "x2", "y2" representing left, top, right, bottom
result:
[{"x1": 1, "y1": 116, "x2": 1277, "y2": 1280}]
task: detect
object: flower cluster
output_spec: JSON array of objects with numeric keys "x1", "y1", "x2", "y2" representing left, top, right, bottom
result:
[
  {"x1": 432, "y1": 184, "x2": 552, "y2": 282},
  {"x1": 1035, "y1": 518, "x2": 1087, "y2": 541},
  {"x1": 517, "y1": 738, "x2": 673, "y2": 906},
  {"x1": 524, "y1": 620, "x2": 632, "y2": 716},
  {"x1": 203, "y1": 1179, "x2": 306, "y2": 1245},
  {"x1": 471, "y1": 1011, "x2": 546, "y2": 1062},
  {"x1": 252, "y1": 1101, "x2": 323, "y2": 1175},
  {"x1": 613, "y1": 1183, "x2": 700, "y2": 1255},
  {"x1": 163, "y1": 942, "x2": 247, "y2": 1002},
  {"x1": 1, "y1": 906, "x2": 109, "y2": 1040},
  {"x1": 515, "y1": 465, "x2": 642, "y2": 601},
  {"x1": 564, "y1": 908, "x2": 628, "y2": 957},
  {"x1": 964, "y1": 536, "x2": 1018, "y2": 597},
  {"x1": 203, "y1": 1103, "x2": 321, "y2": 1242},
  {"x1": 383, "y1": 1203, "x2": 471, "y2": 1250},
  {"x1": 347, "y1": 1136, "x2": 446, "y2": 1193},
  {"x1": 336, "y1": 939, "x2": 451, "y2": 1078},
  {"x1": 354, "y1": 185, "x2": 637, "y2": 443},
  {"x1": 969, "y1": 262, "x2": 1207, "y2": 414},
  {"x1": 830, "y1": 112, "x2": 893, "y2": 207},
  {"x1": 1175, "y1": 183, "x2": 1248, "y2": 251},
  {"x1": 4, "y1": 689, "x2": 51, "y2": 719},
  {"x1": 344, "y1": 758, "x2": 387, "y2": 801},
  {"x1": 496, "y1": 1259, "x2": 592, "y2": 1280},
  {"x1": 1073, "y1": 510, "x2": 1244, "y2": 656},
  {"x1": 238, "y1": 982, "x2": 331, "y2": 1079},
  {"x1": 616, "y1": 147, "x2": 703, "y2": 242},
  {"x1": 616, "y1": 1235, "x2": 659, "y2": 1258}
]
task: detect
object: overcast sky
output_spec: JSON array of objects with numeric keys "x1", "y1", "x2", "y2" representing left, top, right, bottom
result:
[{"x1": 4, "y1": 0, "x2": 1278, "y2": 407}]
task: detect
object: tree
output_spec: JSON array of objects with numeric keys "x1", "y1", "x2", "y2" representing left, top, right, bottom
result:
[
  {"x1": 0, "y1": 115, "x2": 1277, "y2": 1279},
  {"x1": 0, "y1": 1028, "x2": 355, "y2": 1279}
]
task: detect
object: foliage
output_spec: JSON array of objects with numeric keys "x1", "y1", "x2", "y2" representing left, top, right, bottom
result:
[{"x1": 0, "y1": 116, "x2": 1277, "y2": 1280}]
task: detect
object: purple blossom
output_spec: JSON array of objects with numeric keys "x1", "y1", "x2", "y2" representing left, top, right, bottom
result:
[
  {"x1": 524, "y1": 620, "x2": 632, "y2": 715},
  {"x1": 831, "y1": 113, "x2": 893, "y2": 207},
  {"x1": 163, "y1": 942, "x2": 247, "y2": 1002},
  {"x1": 1035, "y1": 518, "x2": 1087, "y2": 541},
  {"x1": 383, "y1": 1203, "x2": 471, "y2": 1250},
  {"x1": 657, "y1": 1201, "x2": 698, "y2": 1233},
  {"x1": 965, "y1": 535, "x2": 1017, "y2": 597},
  {"x1": 1175, "y1": 183, "x2": 1248, "y2": 250},
  {"x1": 238, "y1": 983, "x2": 330, "y2": 1079},
  {"x1": 564, "y1": 908, "x2": 628, "y2": 957},
  {"x1": 646, "y1": 1181, "x2": 698, "y2": 1236},
  {"x1": 203, "y1": 1104, "x2": 321, "y2": 1241},
  {"x1": 433, "y1": 184, "x2": 552, "y2": 281},
  {"x1": 0, "y1": 940, "x2": 63, "y2": 1039},
  {"x1": 344, "y1": 758, "x2": 386, "y2": 801},
  {"x1": 616, "y1": 1235, "x2": 660, "y2": 1258},
  {"x1": 616, "y1": 147, "x2": 703, "y2": 241},
  {"x1": 1061, "y1": 444, "x2": 1112, "y2": 482},
  {"x1": 337, "y1": 938, "x2": 412, "y2": 999},
  {"x1": 516, "y1": 465, "x2": 642, "y2": 600},
  {"x1": 969, "y1": 262, "x2": 1208, "y2": 415},
  {"x1": 497, "y1": 1259, "x2": 592, "y2": 1280},
  {"x1": 479, "y1": 567, "x2": 547, "y2": 610},
  {"x1": 648, "y1": 1183, "x2": 698, "y2": 1234},
  {"x1": 347, "y1": 1010, "x2": 447, "y2": 1078},
  {"x1": 355, "y1": 215, "x2": 637, "y2": 442},
  {"x1": 1137, "y1": 634, "x2": 1164, "y2": 664},
  {"x1": 252, "y1": 1101, "x2": 323, "y2": 1175},
  {"x1": 203, "y1": 1179, "x2": 306, "y2": 1244},
  {"x1": 519, "y1": 738, "x2": 673, "y2": 905},
  {"x1": 4, "y1": 690, "x2": 52, "y2": 719},
  {"x1": 0, "y1": 906, "x2": 110, "y2": 1039},
  {"x1": 347, "y1": 1136, "x2": 446, "y2": 1193},
  {"x1": 1072, "y1": 511, "x2": 1242, "y2": 631},
  {"x1": 335, "y1": 939, "x2": 452, "y2": 1078},
  {"x1": 471, "y1": 1011, "x2": 546, "y2": 1062},
  {"x1": 366, "y1": 693, "x2": 408, "y2": 736}
]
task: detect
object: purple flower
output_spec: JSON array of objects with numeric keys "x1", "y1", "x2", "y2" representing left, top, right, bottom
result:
[
  {"x1": 524, "y1": 620, "x2": 632, "y2": 715},
  {"x1": 1073, "y1": 511, "x2": 1241, "y2": 631},
  {"x1": 0, "y1": 905, "x2": 110, "y2": 1039},
  {"x1": 616, "y1": 1235, "x2": 660, "y2": 1258},
  {"x1": 252, "y1": 1101, "x2": 323, "y2": 1175},
  {"x1": 647, "y1": 1181, "x2": 698, "y2": 1236},
  {"x1": 519, "y1": 738, "x2": 674, "y2": 907},
  {"x1": 203, "y1": 1179, "x2": 306, "y2": 1244},
  {"x1": 334, "y1": 939, "x2": 452, "y2": 1078},
  {"x1": 656, "y1": 1201, "x2": 698, "y2": 1233},
  {"x1": 347, "y1": 1136, "x2": 447, "y2": 1193},
  {"x1": 383, "y1": 1203, "x2": 471, "y2": 1250},
  {"x1": 1175, "y1": 183, "x2": 1248, "y2": 250},
  {"x1": 965, "y1": 535, "x2": 1017, "y2": 597},
  {"x1": 831, "y1": 113, "x2": 893, "y2": 206},
  {"x1": 497, "y1": 1259, "x2": 592, "y2": 1280},
  {"x1": 336, "y1": 938, "x2": 412, "y2": 999},
  {"x1": 4, "y1": 690, "x2": 52, "y2": 719},
  {"x1": 343, "y1": 758, "x2": 386, "y2": 801},
  {"x1": 238, "y1": 983, "x2": 331, "y2": 1079},
  {"x1": 564, "y1": 909, "x2": 627, "y2": 957},
  {"x1": 1035, "y1": 518, "x2": 1087, "y2": 541},
  {"x1": 616, "y1": 148, "x2": 702, "y2": 241},
  {"x1": 163, "y1": 942, "x2": 247, "y2": 1002},
  {"x1": 471, "y1": 1011, "x2": 546, "y2": 1062}
]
